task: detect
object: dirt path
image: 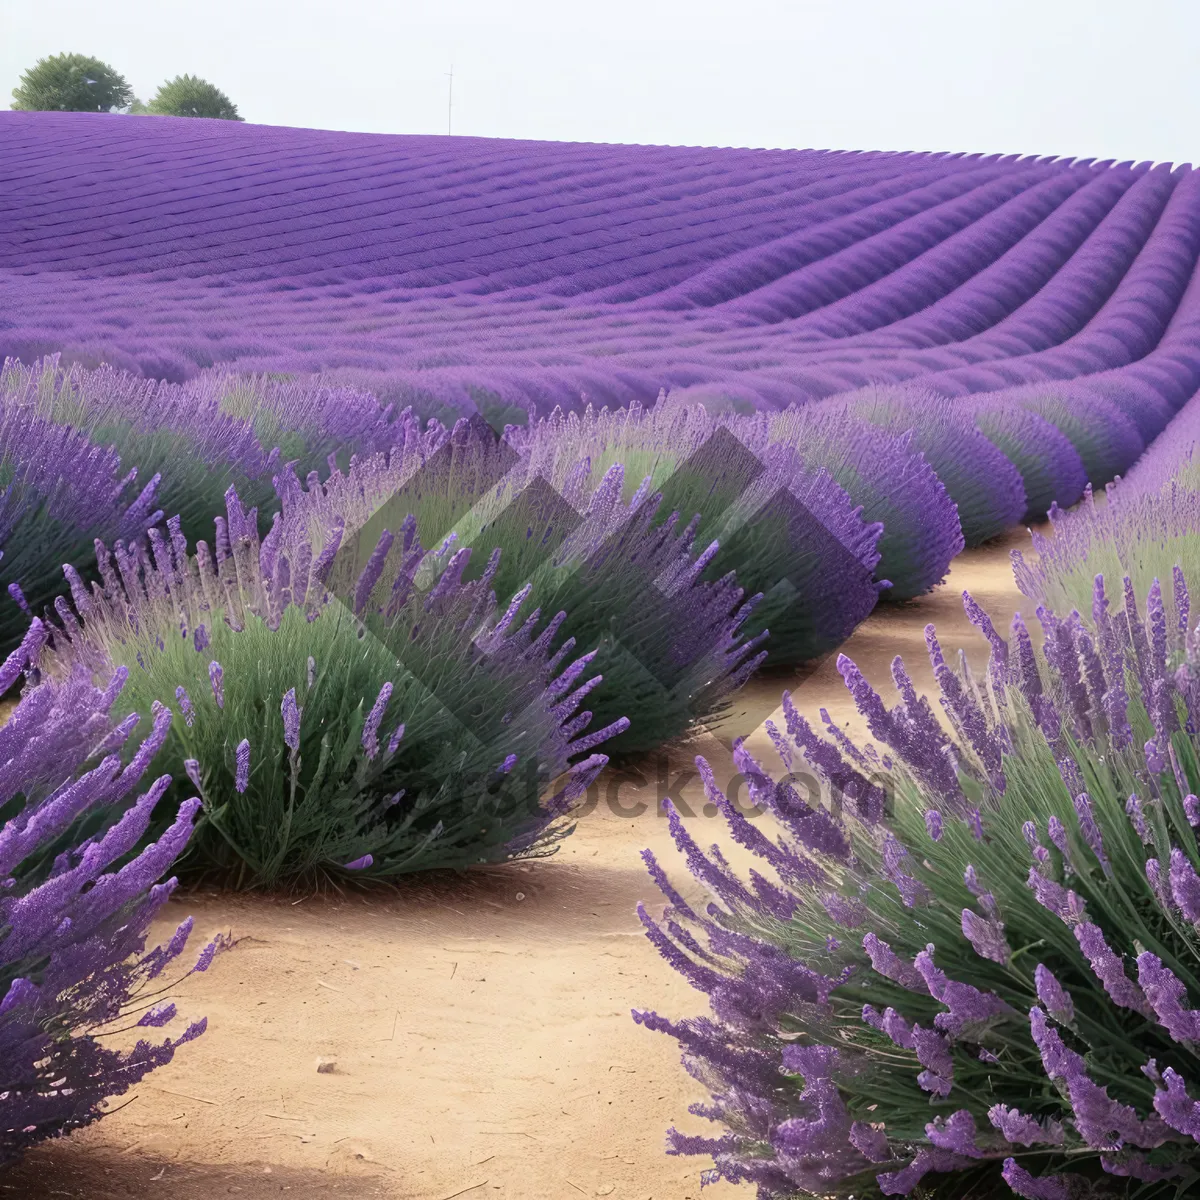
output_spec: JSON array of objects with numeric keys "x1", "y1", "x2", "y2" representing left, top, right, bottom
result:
[{"x1": 6, "y1": 529, "x2": 1037, "y2": 1200}]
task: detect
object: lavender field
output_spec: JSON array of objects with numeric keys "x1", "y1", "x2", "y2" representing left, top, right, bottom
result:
[
  {"x1": 8, "y1": 104, "x2": 1200, "y2": 1200},
  {"x1": 3, "y1": 112, "x2": 1200, "y2": 432}
]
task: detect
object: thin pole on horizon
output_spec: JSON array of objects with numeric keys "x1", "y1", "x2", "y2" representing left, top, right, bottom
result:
[{"x1": 446, "y1": 65, "x2": 453, "y2": 135}]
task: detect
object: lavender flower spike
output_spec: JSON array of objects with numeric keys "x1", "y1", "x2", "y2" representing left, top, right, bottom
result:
[
  {"x1": 184, "y1": 758, "x2": 202, "y2": 790},
  {"x1": 1035, "y1": 964, "x2": 1075, "y2": 1025},
  {"x1": 1001, "y1": 1160, "x2": 1074, "y2": 1200},
  {"x1": 362, "y1": 682, "x2": 393, "y2": 761},
  {"x1": 1073, "y1": 793, "x2": 1110, "y2": 874},
  {"x1": 961, "y1": 908, "x2": 1011, "y2": 965},
  {"x1": 208, "y1": 660, "x2": 224, "y2": 709},
  {"x1": 234, "y1": 739, "x2": 250, "y2": 793},
  {"x1": 281, "y1": 688, "x2": 301, "y2": 752}
]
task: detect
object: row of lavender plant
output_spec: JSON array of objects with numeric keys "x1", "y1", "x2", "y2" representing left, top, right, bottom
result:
[
  {"x1": 1, "y1": 352, "x2": 1180, "y2": 745},
  {"x1": 635, "y1": 569, "x2": 1200, "y2": 1197}
]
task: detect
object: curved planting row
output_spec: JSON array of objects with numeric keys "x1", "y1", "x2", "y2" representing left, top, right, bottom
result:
[{"x1": 3, "y1": 345, "x2": 1185, "y2": 707}]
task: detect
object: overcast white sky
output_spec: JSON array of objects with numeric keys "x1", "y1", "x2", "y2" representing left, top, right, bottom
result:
[{"x1": 4, "y1": 0, "x2": 1199, "y2": 162}]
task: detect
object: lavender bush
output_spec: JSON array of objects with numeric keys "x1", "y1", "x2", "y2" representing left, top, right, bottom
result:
[
  {"x1": 282, "y1": 412, "x2": 768, "y2": 754},
  {"x1": 0, "y1": 396, "x2": 161, "y2": 660},
  {"x1": 506, "y1": 398, "x2": 885, "y2": 670},
  {"x1": 636, "y1": 571, "x2": 1200, "y2": 1198},
  {"x1": 1014, "y1": 478, "x2": 1200, "y2": 636},
  {"x1": 0, "y1": 622, "x2": 226, "y2": 1164},
  {"x1": 972, "y1": 399, "x2": 1090, "y2": 521},
  {"x1": 762, "y1": 405, "x2": 964, "y2": 599},
  {"x1": 40, "y1": 482, "x2": 625, "y2": 885},
  {"x1": 834, "y1": 384, "x2": 1027, "y2": 547},
  {"x1": 3, "y1": 356, "x2": 415, "y2": 547}
]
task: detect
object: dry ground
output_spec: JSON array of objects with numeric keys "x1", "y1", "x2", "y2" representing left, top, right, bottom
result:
[{"x1": 3, "y1": 528, "x2": 1038, "y2": 1200}]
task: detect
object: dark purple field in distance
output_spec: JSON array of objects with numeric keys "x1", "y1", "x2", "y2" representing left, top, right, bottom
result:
[{"x1": 3, "y1": 110, "x2": 1200, "y2": 437}]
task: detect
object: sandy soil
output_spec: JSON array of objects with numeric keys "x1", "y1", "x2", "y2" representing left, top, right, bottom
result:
[{"x1": 5, "y1": 528, "x2": 1038, "y2": 1200}]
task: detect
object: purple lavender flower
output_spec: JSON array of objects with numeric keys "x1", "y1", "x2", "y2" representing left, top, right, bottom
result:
[
  {"x1": 862, "y1": 1004, "x2": 953, "y2": 1096},
  {"x1": 1029, "y1": 1006, "x2": 1166, "y2": 1149},
  {"x1": 208, "y1": 660, "x2": 224, "y2": 709},
  {"x1": 1001, "y1": 1160, "x2": 1075, "y2": 1200},
  {"x1": 343, "y1": 855, "x2": 373, "y2": 870},
  {"x1": 862, "y1": 933, "x2": 928, "y2": 993},
  {"x1": 989, "y1": 1104, "x2": 1065, "y2": 1146},
  {"x1": 914, "y1": 944, "x2": 1013, "y2": 1037},
  {"x1": 924, "y1": 809, "x2": 943, "y2": 841},
  {"x1": 1072, "y1": 793, "x2": 1110, "y2": 874},
  {"x1": 963, "y1": 590, "x2": 1009, "y2": 682},
  {"x1": 1168, "y1": 848, "x2": 1200, "y2": 922},
  {"x1": 1027, "y1": 868, "x2": 1088, "y2": 924},
  {"x1": 137, "y1": 1002, "x2": 178, "y2": 1028},
  {"x1": 175, "y1": 686, "x2": 194, "y2": 727},
  {"x1": 877, "y1": 1148, "x2": 974, "y2": 1194},
  {"x1": 0, "y1": 664, "x2": 219, "y2": 1164},
  {"x1": 1125, "y1": 794, "x2": 1150, "y2": 843},
  {"x1": 1011, "y1": 612, "x2": 1042, "y2": 702},
  {"x1": 184, "y1": 758, "x2": 202, "y2": 790},
  {"x1": 234, "y1": 739, "x2": 250, "y2": 793},
  {"x1": 925, "y1": 1109, "x2": 983, "y2": 1157},
  {"x1": 193, "y1": 624, "x2": 210, "y2": 653},
  {"x1": 1145, "y1": 739, "x2": 1166, "y2": 775},
  {"x1": 848, "y1": 1121, "x2": 890, "y2": 1162},
  {"x1": 280, "y1": 688, "x2": 301, "y2": 752},
  {"x1": 1175, "y1": 565, "x2": 1190, "y2": 639},
  {"x1": 1137, "y1": 952, "x2": 1200, "y2": 1043},
  {"x1": 361, "y1": 681, "x2": 393, "y2": 761},
  {"x1": 1074, "y1": 923, "x2": 1153, "y2": 1016},
  {"x1": 1047, "y1": 816, "x2": 1071, "y2": 857},
  {"x1": 881, "y1": 835, "x2": 930, "y2": 908},
  {"x1": 1153, "y1": 1067, "x2": 1200, "y2": 1139},
  {"x1": 1035, "y1": 964, "x2": 1076, "y2": 1024},
  {"x1": 822, "y1": 892, "x2": 867, "y2": 928},
  {"x1": 961, "y1": 908, "x2": 1011, "y2": 965}
]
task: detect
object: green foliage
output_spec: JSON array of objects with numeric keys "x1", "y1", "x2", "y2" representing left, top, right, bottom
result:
[
  {"x1": 11, "y1": 53, "x2": 132, "y2": 113},
  {"x1": 146, "y1": 75, "x2": 242, "y2": 120},
  {"x1": 112, "y1": 607, "x2": 567, "y2": 886}
]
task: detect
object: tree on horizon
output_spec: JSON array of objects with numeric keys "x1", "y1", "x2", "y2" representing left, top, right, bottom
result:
[
  {"x1": 10, "y1": 52, "x2": 133, "y2": 112},
  {"x1": 146, "y1": 75, "x2": 242, "y2": 121}
]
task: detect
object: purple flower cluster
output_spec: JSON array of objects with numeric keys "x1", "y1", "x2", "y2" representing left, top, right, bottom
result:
[
  {"x1": 635, "y1": 572, "x2": 1200, "y2": 1198},
  {"x1": 0, "y1": 626, "x2": 226, "y2": 1165}
]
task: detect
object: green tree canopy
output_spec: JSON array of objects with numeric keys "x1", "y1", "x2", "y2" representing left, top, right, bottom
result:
[
  {"x1": 146, "y1": 75, "x2": 242, "y2": 121},
  {"x1": 11, "y1": 52, "x2": 133, "y2": 113}
]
